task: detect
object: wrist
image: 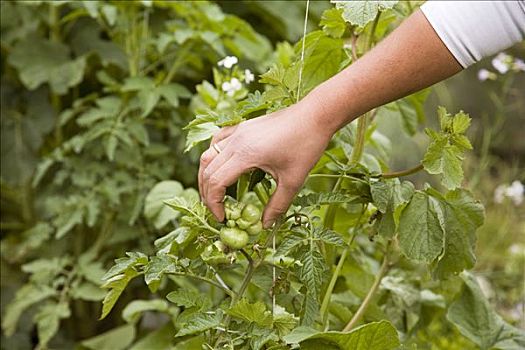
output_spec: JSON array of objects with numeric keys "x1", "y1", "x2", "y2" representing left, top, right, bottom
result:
[{"x1": 300, "y1": 84, "x2": 349, "y2": 139}]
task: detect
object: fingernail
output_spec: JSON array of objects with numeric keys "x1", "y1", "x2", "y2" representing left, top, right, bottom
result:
[{"x1": 263, "y1": 219, "x2": 275, "y2": 229}]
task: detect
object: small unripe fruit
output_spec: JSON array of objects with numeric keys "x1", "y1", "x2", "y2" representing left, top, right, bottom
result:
[
  {"x1": 220, "y1": 227, "x2": 248, "y2": 250},
  {"x1": 246, "y1": 221, "x2": 263, "y2": 236},
  {"x1": 241, "y1": 204, "x2": 261, "y2": 225}
]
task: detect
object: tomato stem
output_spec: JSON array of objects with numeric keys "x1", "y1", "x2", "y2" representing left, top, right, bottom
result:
[
  {"x1": 381, "y1": 163, "x2": 424, "y2": 178},
  {"x1": 343, "y1": 242, "x2": 391, "y2": 332}
]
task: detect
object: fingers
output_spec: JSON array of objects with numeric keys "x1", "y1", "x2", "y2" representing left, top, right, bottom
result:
[
  {"x1": 205, "y1": 157, "x2": 248, "y2": 221},
  {"x1": 198, "y1": 125, "x2": 238, "y2": 199},
  {"x1": 211, "y1": 124, "x2": 238, "y2": 144},
  {"x1": 202, "y1": 140, "x2": 233, "y2": 203},
  {"x1": 262, "y1": 181, "x2": 299, "y2": 229},
  {"x1": 199, "y1": 148, "x2": 217, "y2": 200}
]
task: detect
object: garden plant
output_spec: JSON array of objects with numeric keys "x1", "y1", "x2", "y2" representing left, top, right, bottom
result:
[{"x1": 1, "y1": 1, "x2": 524, "y2": 350}]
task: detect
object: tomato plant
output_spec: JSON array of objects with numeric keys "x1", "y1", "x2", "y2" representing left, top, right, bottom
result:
[
  {"x1": 1, "y1": 1, "x2": 523, "y2": 349},
  {"x1": 98, "y1": 2, "x2": 524, "y2": 350}
]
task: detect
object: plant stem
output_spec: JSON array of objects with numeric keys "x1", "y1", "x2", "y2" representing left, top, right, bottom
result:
[
  {"x1": 308, "y1": 173, "x2": 369, "y2": 185},
  {"x1": 48, "y1": 3, "x2": 60, "y2": 42},
  {"x1": 219, "y1": 217, "x2": 283, "y2": 340},
  {"x1": 381, "y1": 163, "x2": 424, "y2": 179},
  {"x1": 173, "y1": 273, "x2": 235, "y2": 298},
  {"x1": 164, "y1": 43, "x2": 193, "y2": 83},
  {"x1": 349, "y1": 13, "x2": 380, "y2": 164},
  {"x1": 350, "y1": 112, "x2": 369, "y2": 163},
  {"x1": 320, "y1": 247, "x2": 348, "y2": 328},
  {"x1": 342, "y1": 247, "x2": 390, "y2": 332}
]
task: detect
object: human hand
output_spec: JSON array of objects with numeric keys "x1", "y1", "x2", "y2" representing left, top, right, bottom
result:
[{"x1": 199, "y1": 100, "x2": 333, "y2": 228}]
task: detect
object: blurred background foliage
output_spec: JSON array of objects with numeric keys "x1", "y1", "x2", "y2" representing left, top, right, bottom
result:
[{"x1": 0, "y1": 1, "x2": 523, "y2": 349}]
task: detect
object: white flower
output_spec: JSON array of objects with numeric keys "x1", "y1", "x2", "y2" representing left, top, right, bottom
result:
[
  {"x1": 477, "y1": 69, "x2": 495, "y2": 81},
  {"x1": 494, "y1": 184, "x2": 506, "y2": 204},
  {"x1": 221, "y1": 78, "x2": 242, "y2": 96},
  {"x1": 492, "y1": 53, "x2": 510, "y2": 74},
  {"x1": 506, "y1": 180, "x2": 524, "y2": 206},
  {"x1": 494, "y1": 180, "x2": 524, "y2": 206},
  {"x1": 244, "y1": 69, "x2": 254, "y2": 84},
  {"x1": 513, "y1": 58, "x2": 525, "y2": 72},
  {"x1": 217, "y1": 56, "x2": 238, "y2": 69},
  {"x1": 508, "y1": 244, "x2": 524, "y2": 256}
]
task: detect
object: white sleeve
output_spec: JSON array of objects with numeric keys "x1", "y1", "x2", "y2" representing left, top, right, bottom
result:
[{"x1": 420, "y1": 1, "x2": 525, "y2": 68}]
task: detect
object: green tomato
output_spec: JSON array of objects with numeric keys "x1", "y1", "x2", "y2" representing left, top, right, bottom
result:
[
  {"x1": 225, "y1": 202, "x2": 243, "y2": 220},
  {"x1": 236, "y1": 218, "x2": 251, "y2": 230},
  {"x1": 241, "y1": 204, "x2": 261, "y2": 225},
  {"x1": 220, "y1": 227, "x2": 249, "y2": 250},
  {"x1": 246, "y1": 221, "x2": 263, "y2": 236},
  {"x1": 226, "y1": 220, "x2": 236, "y2": 228}
]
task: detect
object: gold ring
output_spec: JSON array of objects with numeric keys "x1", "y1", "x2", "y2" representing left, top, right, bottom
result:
[{"x1": 212, "y1": 143, "x2": 222, "y2": 154}]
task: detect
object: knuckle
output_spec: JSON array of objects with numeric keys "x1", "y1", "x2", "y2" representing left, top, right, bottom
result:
[{"x1": 209, "y1": 174, "x2": 223, "y2": 187}]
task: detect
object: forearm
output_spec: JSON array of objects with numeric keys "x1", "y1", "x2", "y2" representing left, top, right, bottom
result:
[{"x1": 304, "y1": 10, "x2": 462, "y2": 136}]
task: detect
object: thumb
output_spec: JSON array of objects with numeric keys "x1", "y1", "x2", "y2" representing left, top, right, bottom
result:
[{"x1": 262, "y1": 182, "x2": 298, "y2": 229}]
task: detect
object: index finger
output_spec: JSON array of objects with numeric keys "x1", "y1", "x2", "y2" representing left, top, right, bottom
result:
[{"x1": 205, "y1": 157, "x2": 249, "y2": 221}]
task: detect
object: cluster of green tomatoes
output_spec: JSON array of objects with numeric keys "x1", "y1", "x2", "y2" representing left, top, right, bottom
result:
[{"x1": 219, "y1": 197, "x2": 263, "y2": 249}]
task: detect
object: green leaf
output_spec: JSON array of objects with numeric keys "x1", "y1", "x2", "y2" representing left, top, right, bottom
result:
[
  {"x1": 100, "y1": 268, "x2": 140, "y2": 320},
  {"x1": 422, "y1": 131, "x2": 448, "y2": 173},
  {"x1": 77, "y1": 96, "x2": 121, "y2": 126},
  {"x1": 137, "y1": 89, "x2": 160, "y2": 118},
  {"x1": 236, "y1": 91, "x2": 269, "y2": 117},
  {"x1": 2, "y1": 284, "x2": 56, "y2": 336},
  {"x1": 144, "y1": 254, "x2": 179, "y2": 292},
  {"x1": 295, "y1": 31, "x2": 344, "y2": 95},
  {"x1": 371, "y1": 179, "x2": 414, "y2": 237},
  {"x1": 227, "y1": 299, "x2": 273, "y2": 328},
  {"x1": 276, "y1": 233, "x2": 306, "y2": 256},
  {"x1": 284, "y1": 320, "x2": 400, "y2": 349},
  {"x1": 452, "y1": 111, "x2": 471, "y2": 134},
  {"x1": 175, "y1": 312, "x2": 222, "y2": 337},
  {"x1": 431, "y1": 189, "x2": 484, "y2": 278},
  {"x1": 0, "y1": 222, "x2": 53, "y2": 263},
  {"x1": 259, "y1": 64, "x2": 285, "y2": 86},
  {"x1": 167, "y1": 289, "x2": 211, "y2": 310},
  {"x1": 316, "y1": 229, "x2": 345, "y2": 246},
  {"x1": 294, "y1": 191, "x2": 362, "y2": 208},
  {"x1": 34, "y1": 301, "x2": 71, "y2": 348},
  {"x1": 121, "y1": 77, "x2": 156, "y2": 91},
  {"x1": 144, "y1": 180, "x2": 184, "y2": 229},
  {"x1": 423, "y1": 109, "x2": 473, "y2": 189},
  {"x1": 122, "y1": 299, "x2": 169, "y2": 324},
  {"x1": 299, "y1": 249, "x2": 326, "y2": 298},
  {"x1": 272, "y1": 305, "x2": 298, "y2": 337},
  {"x1": 333, "y1": 1, "x2": 398, "y2": 28},
  {"x1": 100, "y1": 252, "x2": 147, "y2": 320},
  {"x1": 129, "y1": 323, "x2": 176, "y2": 350},
  {"x1": 447, "y1": 273, "x2": 525, "y2": 349},
  {"x1": 171, "y1": 335, "x2": 204, "y2": 350},
  {"x1": 102, "y1": 252, "x2": 148, "y2": 281},
  {"x1": 320, "y1": 8, "x2": 346, "y2": 38},
  {"x1": 389, "y1": 89, "x2": 430, "y2": 135},
  {"x1": 157, "y1": 83, "x2": 190, "y2": 107},
  {"x1": 82, "y1": 324, "x2": 136, "y2": 350},
  {"x1": 8, "y1": 36, "x2": 85, "y2": 94},
  {"x1": 371, "y1": 179, "x2": 414, "y2": 213},
  {"x1": 398, "y1": 191, "x2": 444, "y2": 263},
  {"x1": 184, "y1": 122, "x2": 219, "y2": 152},
  {"x1": 70, "y1": 282, "x2": 106, "y2": 301}
]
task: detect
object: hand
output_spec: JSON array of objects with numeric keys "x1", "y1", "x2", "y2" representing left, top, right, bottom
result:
[{"x1": 199, "y1": 100, "x2": 332, "y2": 228}]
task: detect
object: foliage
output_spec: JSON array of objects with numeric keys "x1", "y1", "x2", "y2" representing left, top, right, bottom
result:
[{"x1": 1, "y1": 1, "x2": 523, "y2": 349}]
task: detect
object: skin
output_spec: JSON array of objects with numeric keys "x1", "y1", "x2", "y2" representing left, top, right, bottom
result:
[{"x1": 199, "y1": 9, "x2": 462, "y2": 228}]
